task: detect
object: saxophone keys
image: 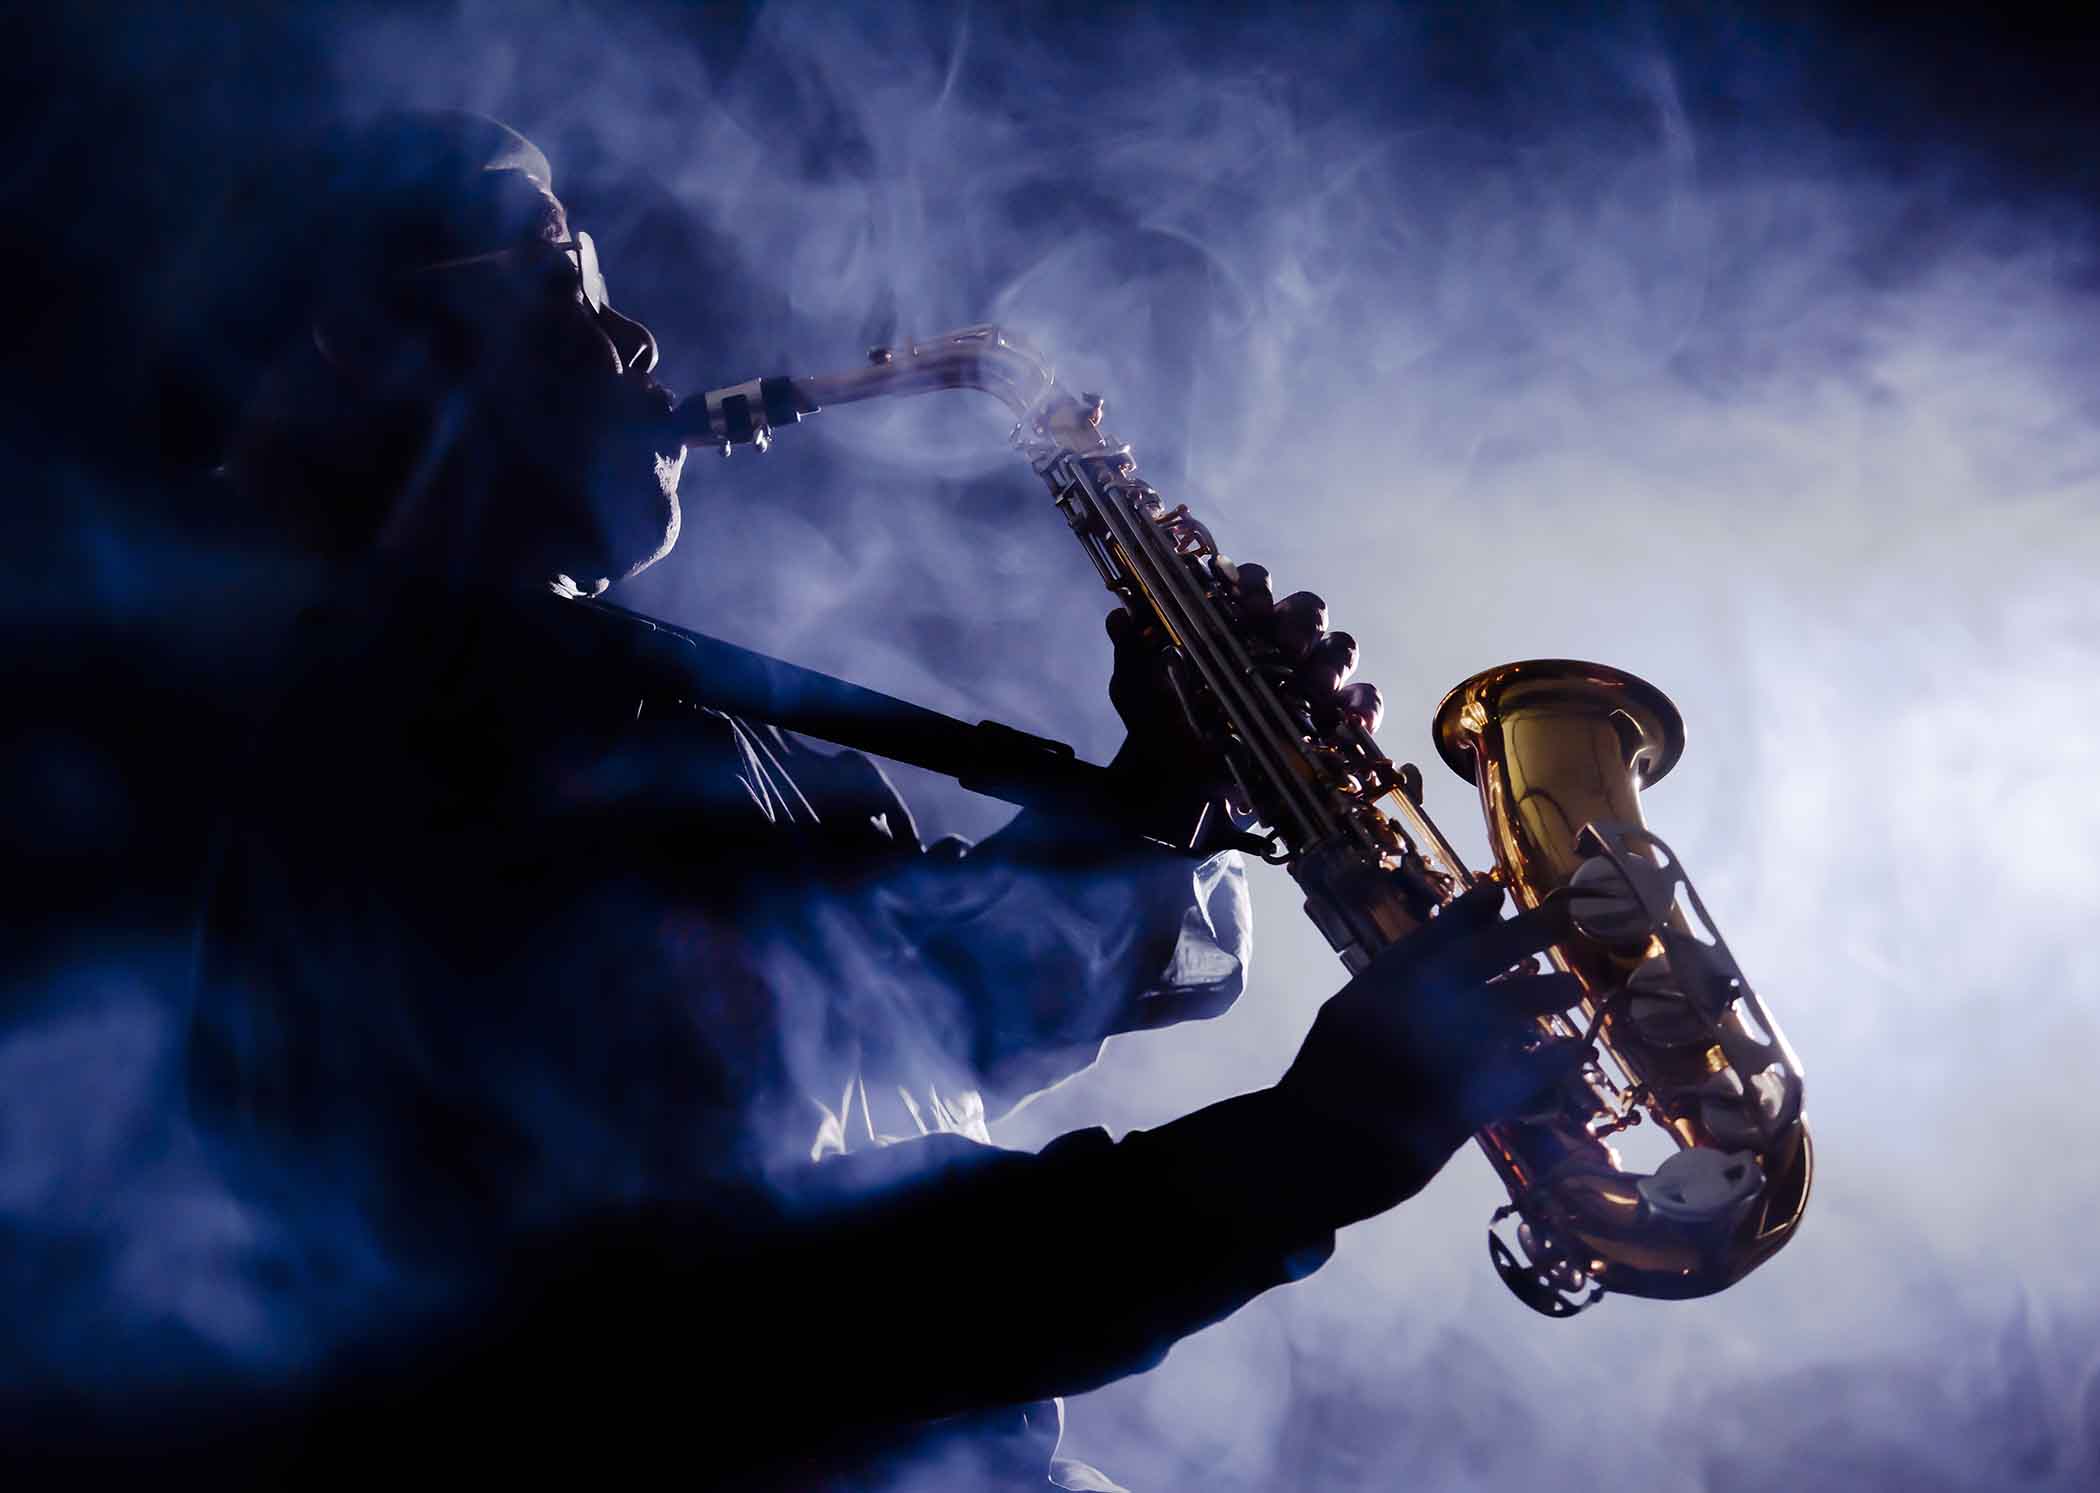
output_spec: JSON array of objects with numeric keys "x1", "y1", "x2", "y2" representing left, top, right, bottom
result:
[
  {"x1": 1622, "y1": 953, "x2": 1713, "y2": 1047},
  {"x1": 1566, "y1": 853, "x2": 1656, "y2": 949},
  {"x1": 1337, "y1": 681, "x2": 1386, "y2": 735},
  {"x1": 1228, "y1": 561, "x2": 1273, "y2": 611},
  {"x1": 1272, "y1": 590, "x2": 1329, "y2": 658},
  {"x1": 1635, "y1": 1147, "x2": 1765, "y2": 1228},
  {"x1": 1487, "y1": 1209, "x2": 1601, "y2": 1318}
]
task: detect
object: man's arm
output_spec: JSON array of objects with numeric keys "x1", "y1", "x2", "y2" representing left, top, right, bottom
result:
[
  {"x1": 273, "y1": 886, "x2": 1581, "y2": 1483},
  {"x1": 872, "y1": 825, "x2": 1251, "y2": 1116},
  {"x1": 429, "y1": 1096, "x2": 1330, "y2": 1467},
  {"x1": 274, "y1": 1090, "x2": 1363, "y2": 1487},
  {"x1": 14, "y1": 1090, "x2": 1320, "y2": 1481},
  {"x1": 751, "y1": 704, "x2": 1251, "y2": 1118}
]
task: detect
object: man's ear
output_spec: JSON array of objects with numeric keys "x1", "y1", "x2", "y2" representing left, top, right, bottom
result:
[
  {"x1": 216, "y1": 329, "x2": 410, "y2": 558},
  {"x1": 309, "y1": 290, "x2": 452, "y2": 402}
]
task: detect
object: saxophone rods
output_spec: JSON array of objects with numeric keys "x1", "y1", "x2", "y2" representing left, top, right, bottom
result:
[{"x1": 667, "y1": 326, "x2": 1812, "y2": 1318}]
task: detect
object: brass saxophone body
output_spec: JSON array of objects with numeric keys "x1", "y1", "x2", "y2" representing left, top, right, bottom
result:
[{"x1": 676, "y1": 326, "x2": 1812, "y2": 1316}]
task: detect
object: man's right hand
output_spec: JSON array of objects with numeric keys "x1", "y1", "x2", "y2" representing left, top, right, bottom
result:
[{"x1": 1272, "y1": 880, "x2": 1587, "y2": 1230}]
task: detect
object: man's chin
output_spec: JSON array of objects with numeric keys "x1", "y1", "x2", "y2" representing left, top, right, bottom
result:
[
  {"x1": 616, "y1": 459, "x2": 682, "y2": 585},
  {"x1": 500, "y1": 418, "x2": 684, "y2": 593},
  {"x1": 579, "y1": 465, "x2": 682, "y2": 595}
]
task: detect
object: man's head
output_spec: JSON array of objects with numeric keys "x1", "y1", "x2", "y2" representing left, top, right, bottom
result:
[{"x1": 218, "y1": 112, "x2": 685, "y2": 594}]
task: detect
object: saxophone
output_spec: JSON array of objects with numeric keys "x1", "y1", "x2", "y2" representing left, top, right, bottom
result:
[{"x1": 673, "y1": 325, "x2": 1812, "y2": 1316}]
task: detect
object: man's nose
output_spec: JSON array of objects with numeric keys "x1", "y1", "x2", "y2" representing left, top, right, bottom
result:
[{"x1": 598, "y1": 306, "x2": 659, "y2": 375}]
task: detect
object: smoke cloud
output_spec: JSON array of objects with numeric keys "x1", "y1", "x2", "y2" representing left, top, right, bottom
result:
[{"x1": 9, "y1": 2, "x2": 2098, "y2": 1487}]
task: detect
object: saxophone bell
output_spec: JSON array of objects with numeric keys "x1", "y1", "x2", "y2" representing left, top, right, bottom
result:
[{"x1": 1434, "y1": 662, "x2": 1812, "y2": 1313}]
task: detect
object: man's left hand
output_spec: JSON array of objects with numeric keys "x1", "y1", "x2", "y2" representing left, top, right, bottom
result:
[{"x1": 1105, "y1": 564, "x2": 1384, "y2": 838}]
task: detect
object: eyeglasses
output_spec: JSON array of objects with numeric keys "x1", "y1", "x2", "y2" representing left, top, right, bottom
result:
[
  {"x1": 410, "y1": 230, "x2": 608, "y2": 309},
  {"x1": 401, "y1": 230, "x2": 657, "y2": 372}
]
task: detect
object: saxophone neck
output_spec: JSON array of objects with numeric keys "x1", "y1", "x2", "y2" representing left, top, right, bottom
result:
[{"x1": 671, "y1": 323, "x2": 1060, "y2": 452}]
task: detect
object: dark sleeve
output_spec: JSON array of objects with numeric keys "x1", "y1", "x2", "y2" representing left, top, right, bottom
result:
[
  {"x1": 286, "y1": 1090, "x2": 1337, "y2": 1482},
  {"x1": 728, "y1": 724, "x2": 1254, "y2": 1118},
  {"x1": 846, "y1": 814, "x2": 1253, "y2": 1117}
]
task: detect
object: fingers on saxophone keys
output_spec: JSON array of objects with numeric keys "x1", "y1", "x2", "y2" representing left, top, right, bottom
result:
[
  {"x1": 1444, "y1": 879, "x2": 1509, "y2": 930},
  {"x1": 1463, "y1": 1034, "x2": 1589, "y2": 1131},
  {"x1": 1433, "y1": 900, "x2": 1574, "y2": 990},
  {"x1": 1356, "y1": 880, "x2": 1505, "y2": 986},
  {"x1": 1484, "y1": 971, "x2": 1586, "y2": 1022},
  {"x1": 1368, "y1": 887, "x2": 1559, "y2": 998},
  {"x1": 1442, "y1": 977, "x2": 1584, "y2": 1088}
]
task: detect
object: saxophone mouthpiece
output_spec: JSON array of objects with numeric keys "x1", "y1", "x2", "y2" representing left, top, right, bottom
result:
[{"x1": 669, "y1": 375, "x2": 820, "y2": 454}]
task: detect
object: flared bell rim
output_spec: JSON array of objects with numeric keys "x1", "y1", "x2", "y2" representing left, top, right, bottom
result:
[{"x1": 1432, "y1": 658, "x2": 1687, "y2": 787}]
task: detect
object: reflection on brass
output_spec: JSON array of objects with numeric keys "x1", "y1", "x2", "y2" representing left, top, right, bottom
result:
[{"x1": 1437, "y1": 662, "x2": 1808, "y2": 1311}]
